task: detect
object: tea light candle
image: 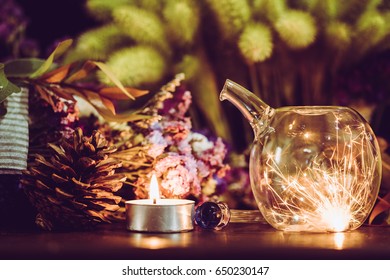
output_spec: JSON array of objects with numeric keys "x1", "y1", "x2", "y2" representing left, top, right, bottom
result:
[{"x1": 125, "y1": 174, "x2": 195, "y2": 233}]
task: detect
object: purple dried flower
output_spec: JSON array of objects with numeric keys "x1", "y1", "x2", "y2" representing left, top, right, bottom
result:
[
  {"x1": 0, "y1": 0, "x2": 39, "y2": 59},
  {"x1": 158, "y1": 85, "x2": 191, "y2": 118},
  {"x1": 146, "y1": 130, "x2": 168, "y2": 158}
]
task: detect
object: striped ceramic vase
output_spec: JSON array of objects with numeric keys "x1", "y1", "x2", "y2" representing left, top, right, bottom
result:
[
  {"x1": 0, "y1": 87, "x2": 29, "y2": 174},
  {"x1": 0, "y1": 87, "x2": 33, "y2": 228}
]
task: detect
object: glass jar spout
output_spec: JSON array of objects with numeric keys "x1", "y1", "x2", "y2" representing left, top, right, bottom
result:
[{"x1": 219, "y1": 79, "x2": 275, "y2": 140}]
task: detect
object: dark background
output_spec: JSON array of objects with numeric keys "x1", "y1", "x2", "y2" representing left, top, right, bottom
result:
[{"x1": 16, "y1": 0, "x2": 97, "y2": 51}]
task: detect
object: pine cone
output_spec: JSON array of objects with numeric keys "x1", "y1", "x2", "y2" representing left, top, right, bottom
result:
[
  {"x1": 28, "y1": 90, "x2": 79, "y2": 161},
  {"x1": 22, "y1": 128, "x2": 126, "y2": 230}
]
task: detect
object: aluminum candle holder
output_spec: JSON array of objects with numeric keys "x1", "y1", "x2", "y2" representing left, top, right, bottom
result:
[
  {"x1": 126, "y1": 199, "x2": 194, "y2": 233},
  {"x1": 220, "y1": 79, "x2": 382, "y2": 232},
  {"x1": 125, "y1": 174, "x2": 194, "y2": 233}
]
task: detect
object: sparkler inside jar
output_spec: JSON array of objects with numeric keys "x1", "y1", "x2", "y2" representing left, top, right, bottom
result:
[
  {"x1": 219, "y1": 79, "x2": 381, "y2": 233},
  {"x1": 259, "y1": 117, "x2": 379, "y2": 232}
]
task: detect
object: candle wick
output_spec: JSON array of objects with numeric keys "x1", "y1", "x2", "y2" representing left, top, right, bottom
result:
[{"x1": 153, "y1": 198, "x2": 157, "y2": 205}]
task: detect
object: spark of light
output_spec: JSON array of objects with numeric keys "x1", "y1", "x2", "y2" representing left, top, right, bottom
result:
[{"x1": 261, "y1": 120, "x2": 378, "y2": 232}]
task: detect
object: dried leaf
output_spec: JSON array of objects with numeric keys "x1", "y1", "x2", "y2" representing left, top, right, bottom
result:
[
  {"x1": 92, "y1": 61, "x2": 135, "y2": 100},
  {"x1": 29, "y1": 39, "x2": 73, "y2": 78},
  {"x1": 62, "y1": 87, "x2": 86, "y2": 100},
  {"x1": 34, "y1": 85, "x2": 55, "y2": 110},
  {"x1": 100, "y1": 96, "x2": 116, "y2": 115},
  {"x1": 369, "y1": 192, "x2": 390, "y2": 225},
  {"x1": 65, "y1": 61, "x2": 97, "y2": 83},
  {"x1": 40, "y1": 63, "x2": 72, "y2": 83},
  {"x1": 99, "y1": 87, "x2": 149, "y2": 100},
  {"x1": 82, "y1": 88, "x2": 122, "y2": 117},
  {"x1": 82, "y1": 89, "x2": 101, "y2": 105},
  {"x1": 51, "y1": 86, "x2": 76, "y2": 101}
]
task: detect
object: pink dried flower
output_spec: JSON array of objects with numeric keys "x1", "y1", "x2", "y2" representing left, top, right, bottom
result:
[
  {"x1": 189, "y1": 132, "x2": 214, "y2": 154},
  {"x1": 196, "y1": 137, "x2": 227, "y2": 167},
  {"x1": 146, "y1": 130, "x2": 168, "y2": 158},
  {"x1": 154, "y1": 153, "x2": 201, "y2": 198},
  {"x1": 161, "y1": 118, "x2": 191, "y2": 143}
]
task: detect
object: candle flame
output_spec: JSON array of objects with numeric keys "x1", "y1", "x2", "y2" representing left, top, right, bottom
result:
[{"x1": 149, "y1": 174, "x2": 160, "y2": 203}]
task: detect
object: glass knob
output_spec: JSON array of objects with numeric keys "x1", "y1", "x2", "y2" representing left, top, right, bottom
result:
[{"x1": 194, "y1": 201, "x2": 231, "y2": 230}]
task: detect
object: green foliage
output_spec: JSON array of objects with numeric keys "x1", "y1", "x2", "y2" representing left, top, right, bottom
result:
[
  {"x1": 207, "y1": 0, "x2": 251, "y2": 40},
  {"x1": 325, "y1": 21, "x2": 352, "y2": 51},
  {"x1": 275, "y1": 10, "x2": 317, "y2": 49},
  {"x1": 99, "y1": 46, "x2": 166, "y2": 88},
  {"x1": 263, "y1": 0, "x2": 286, "y2": 20},
  {"x1": 86, "y1": 0, "x2": 132, "y2": 21},
  {"x1": 64, "y1": 25, "x2": 131, "y2": 63},
  {"x1": 163, "y1": 0, "x2": 200, "y2": 48},
  {"x1": 355, "y1": 10, "x2": 387, "y2": 54},
  {"x1": 112, "y1": 6, "x2": 169, "y2": 54},
  {"x1": 311, "y1": 0, "x2": 341, "y2": 21},
  {"x1": 238, "y1": 23, "x2": 273, "y2": 63},
  {"x1": 133, "y1": 0, "x2": 165, "y2": 13},
  {"x1": 175, "y1": 55, "x2": 200, "y2": 80}
]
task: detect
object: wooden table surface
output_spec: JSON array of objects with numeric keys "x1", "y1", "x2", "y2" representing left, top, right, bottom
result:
[{"x1": 1, "y1": 222, "x2": 390, "y2": 260}]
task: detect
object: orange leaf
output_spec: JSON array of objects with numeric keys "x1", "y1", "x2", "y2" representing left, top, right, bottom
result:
[
  {"x1": 80, "y1": 89, "x2": 151, "y2": 122},
  {"x1": 40, "y1": 63, "x2": 72, "y2": 83},
  {"x1": 99, "y1": 87, "x2": 149, "y2": 100},
  {"x1": 29, "y1": 39, "x2": 73, "y2": 79},
  {"x1": 368, "y1": 192, "x2": 390, "y2": 225},
  {"x1": 100, "y1": 96, "x2": 116, "y2": 115},
  {"x1": 51, "y1": 86, "x2": 76, "y2": 101},
  {"x1": 34, "y1": 85, "x2": 55, "y2": 109},
  {"x1": 92, "y1": 61, "x2": 135, "y2": 100},
  {"x1": 82, "y1": 89, "x2": 101, "y2": 104},
  {"x1": 65, "y1": 61, "x2": 97, "y2": 83},
  {"x1": 61, "y1": 87, "x2": 85, "y2": 99}
]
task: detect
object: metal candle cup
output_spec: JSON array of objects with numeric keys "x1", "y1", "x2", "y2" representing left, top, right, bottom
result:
[{"x1": 125, "y1": 199, "x2": 195, "y2": 232}]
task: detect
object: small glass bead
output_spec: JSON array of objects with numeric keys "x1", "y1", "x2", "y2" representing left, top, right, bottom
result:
[{"x1": 194, "y1": 201, "x2": 231, "y2": 230}]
